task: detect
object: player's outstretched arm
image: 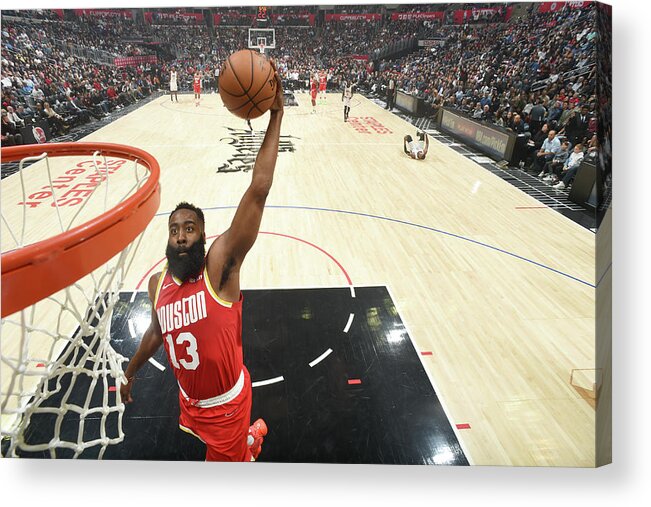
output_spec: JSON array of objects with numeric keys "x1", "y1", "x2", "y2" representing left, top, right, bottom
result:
[
  {"x1": 423, "y1": 133, "x2": 429, "y2": 156},
  {"x1": 121, "y1": 274, "x2": 164, "y2": 403},
  {"x1": 213, "y1": 62, "x2": 284, "y2": 267}
]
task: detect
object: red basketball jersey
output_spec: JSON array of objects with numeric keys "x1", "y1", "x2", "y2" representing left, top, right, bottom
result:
[
  {"x1": 154, "y1": 264, "x2": 243, "y2": 401},
  {"x1": 319, "y1": 74, "x2": 326, "y2": 87},
  {"x1": 193, "y1": 75, "x2": 201, "y2": 90},
  {"x1": 310, "y1": 79, "x2": 317, "y2": 92}
]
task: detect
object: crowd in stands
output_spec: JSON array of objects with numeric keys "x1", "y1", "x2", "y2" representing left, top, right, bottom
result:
[
  {"x1": 1, "y1": 16, "x2": 158, "y2": 143},
  {"x1": 357, "y1": 5, "x2": 599, "y2": 188},
  {"x1": 2, "y1": 4, "x2": 603, "y2": 191}
]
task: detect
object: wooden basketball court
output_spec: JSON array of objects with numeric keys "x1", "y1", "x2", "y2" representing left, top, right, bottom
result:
[{"x1": 1, "y1": 90, "x2": 597, "y2": 466}]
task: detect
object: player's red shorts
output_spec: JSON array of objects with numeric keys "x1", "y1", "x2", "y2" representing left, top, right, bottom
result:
[
  {"x1": 311, "y1": 89, "x2": 317, "y2": 100},
  {"x1": 194, "y1": 85, "x2": 201, "y2": 94},
  {"x1": 319, "y1": 83, "x2": 326, "y2": 92},
  {"x1": 178, "y1": 367, "x2": 253, "y2": 461}
]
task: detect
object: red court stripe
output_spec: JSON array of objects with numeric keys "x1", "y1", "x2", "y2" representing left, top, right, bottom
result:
[
  {"x1": 136, "y1": 232, "x2": 352, "y2": 290},
  {"x1": 421, "y1": 351, "x2": 433, "y2": 356},
  {"x1": 36, "y1": 363, "x2": 45, "y2": 367},
  {"x1": 108, "y1": 386, "x2": 117, "y2": 392},
  {"x1": 260, "y1": 231, "x2": 353, "y2": 286},
  {"x1": 456, "y1": 423, "x2": 471, "y2": 430},
  {"x1": 347, "y1": 379, "x2": 362, "y2": 385}
]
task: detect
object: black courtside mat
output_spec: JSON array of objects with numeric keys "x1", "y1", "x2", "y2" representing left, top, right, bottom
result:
[{"x1": 9, "y1": 286, "x2": 468, "y2": 465}]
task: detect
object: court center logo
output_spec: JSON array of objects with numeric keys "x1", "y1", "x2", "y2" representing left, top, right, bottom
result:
[{"x1": 217, "y1": 127, "x2": 298, "y2": 173}]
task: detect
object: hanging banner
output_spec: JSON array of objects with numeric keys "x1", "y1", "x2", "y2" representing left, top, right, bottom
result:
[
  {"x1": 270, "y1": 14, "x2": 315, "y2": 25},
  {"x1": 453, "y1": 7, "x2": 503, "y2": 24},
  {"x1": 74, "y1": 9, "x2": 133, "y2": 19},
  {"x1": 390, "y1": 12, "x2": 444, "y2": 21},
  {"x1": 215, "y1": 13, "x2": 256, "y2": 25},
  {"x1": 418, "y1": 39, "x2": 446, "y2": 48},
  {"x1": 538, "y1": 2, "x2": 592, "y2": 13},
  {"x1": 114, "y1": 55, "x2": 158, "y2": 67},
  {"x1": 144, "y1": 11, "x2": 204, "y2": 24},
  {"x1": 325, "y1": 13, "x2": 382, "y2": 22}
]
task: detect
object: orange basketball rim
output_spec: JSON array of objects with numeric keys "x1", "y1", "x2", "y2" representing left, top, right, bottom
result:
[{"x1": 1, "y1": 142, "x2": 161, "y2": 318}]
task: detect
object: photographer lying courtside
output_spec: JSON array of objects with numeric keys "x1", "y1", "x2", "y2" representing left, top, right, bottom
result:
[{"x1": 403, "y1": 131, "x2": 429, "y2": 160}]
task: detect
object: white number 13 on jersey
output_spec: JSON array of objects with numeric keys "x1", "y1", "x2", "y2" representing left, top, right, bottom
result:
[{"x1": 165, "y1": 332, "x2": 200, "y2": 370}]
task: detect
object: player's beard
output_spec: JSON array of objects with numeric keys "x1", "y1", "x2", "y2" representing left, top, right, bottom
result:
[{"x1": 166, "y1": 237, "x2": 206, "y2": 283}]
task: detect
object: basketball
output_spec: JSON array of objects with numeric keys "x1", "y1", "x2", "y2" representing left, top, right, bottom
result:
[{"x1": 219, "y1": 49, "x2": 277, "y2": 120}]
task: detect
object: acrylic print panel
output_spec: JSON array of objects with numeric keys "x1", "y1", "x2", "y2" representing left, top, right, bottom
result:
[{"x1": 0, "y1": 0, "x2": 610, "y2": 468}]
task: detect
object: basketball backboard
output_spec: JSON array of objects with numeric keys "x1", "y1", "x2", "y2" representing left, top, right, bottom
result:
[{"x1": 248, "y1": 28, "x2": 275, "y2": 51}]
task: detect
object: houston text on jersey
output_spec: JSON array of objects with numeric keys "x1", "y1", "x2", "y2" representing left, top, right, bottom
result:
[{"x1": 157, "y1": 291, "x2": 208, "y2": 333}]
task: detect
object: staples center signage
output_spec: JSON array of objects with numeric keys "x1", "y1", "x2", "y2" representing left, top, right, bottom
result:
[
  {"x1": 538, "y1": 2, "x2": 592, "y2": 13},
  {"x1": 347, "y1": 116, "x2": 392, "y2": 135},
  {"x1": 16, "y1": 159, "x2": 128, "y2": 209},
  {"x1": 74, "y1": 9, "x2": 133, "y2": 19},
  {"x1": 391, "y1": 12, "x2": 444, "y2": 21},
  {"x1": 144, "y1": 11, "x2": 204, "y2": 24},
  {"x1": 438, "y1": 108, "x2": 515, "y2": 161},
  {"x1": 325, "y1": 13, "x2": 382, "y2": 22}
]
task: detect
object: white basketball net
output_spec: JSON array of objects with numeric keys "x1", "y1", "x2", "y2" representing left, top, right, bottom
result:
[{"x1": 1, "y1": 150, "x2": 151, "y2": 458}]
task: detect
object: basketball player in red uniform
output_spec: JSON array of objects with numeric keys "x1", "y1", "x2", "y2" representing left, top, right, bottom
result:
[
  {"x1": 120, "y1": 62, "x2": 285, "y2": 462},
  {"x1": 310, "y1": 72, "x2": 318, "y2": 114},
  {"x1": 318, "y1": 70, "x2": 327, "y2": 103},
  {"x1": 193, "y1": 71, "x2": 202, "y2": 107}
]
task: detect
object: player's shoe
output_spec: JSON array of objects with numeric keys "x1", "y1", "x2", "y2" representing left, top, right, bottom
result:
[{"x1": 248, "y1": 418, "x2": 268, "y2": 460}]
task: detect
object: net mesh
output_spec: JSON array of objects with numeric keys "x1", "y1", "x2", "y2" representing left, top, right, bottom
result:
[{"x1": 1, "y1": 148, "x2": 153, "y2": 458}]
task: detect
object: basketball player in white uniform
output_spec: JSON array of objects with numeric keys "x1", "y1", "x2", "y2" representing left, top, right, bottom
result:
[
  {"x1": 170, "y1": 67, "x2": 178, "y2": 102},
  {"x1": 342, "y1": 81, "x2": 354, "y2": 122},
  {"x1": 403, "y1": 131, "x2": 429, "y2": 160}
]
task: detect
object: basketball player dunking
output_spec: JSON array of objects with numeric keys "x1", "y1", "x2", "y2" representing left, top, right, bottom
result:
[
  {"x1": 121, "y1": 62, "x2": 285, "y2": 462},
  {"x1": 193, "y1": 71, "x2": 202, "y2": 107},
  {"x1": 310, "y1": 72, "x2": 318, "y2": 114}
]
